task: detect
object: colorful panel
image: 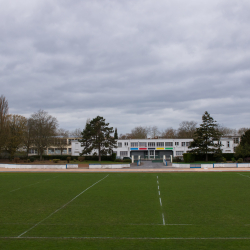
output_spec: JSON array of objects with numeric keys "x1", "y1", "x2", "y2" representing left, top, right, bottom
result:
[
  {"x1": 139, "y1": 148, "x2": 147, "y2": 150},
  {"x1": 156, "y1": 148, "x2": 165, "y2": 150},
  {"x1": 165, "y1": 148, "x2": 173, "y2": 150},
  {"x1": 148, "y1": 148, "x2": 155, "y2": 150},
  {"x1": 131, "y1": 148, "x2": 138, "y2": 150}
]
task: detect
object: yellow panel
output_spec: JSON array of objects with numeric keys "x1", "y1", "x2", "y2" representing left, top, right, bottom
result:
[{"x1": 156, "y1": 148, "x2": 165, "y2": 150}]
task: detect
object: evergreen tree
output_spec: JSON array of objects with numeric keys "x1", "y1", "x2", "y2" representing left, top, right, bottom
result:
[
  {"x1": 79, "y1": 116, "x2": 117, "y2": 162},
  {"x1": 114, "y1": 128, "x2": 118, "y2": 139},
  {"x1": 234, "y1": 129, "x2": 250, "y2": 159},
  {"x1": 188, "y1": 111, "x2": 222, "y2": 161}
]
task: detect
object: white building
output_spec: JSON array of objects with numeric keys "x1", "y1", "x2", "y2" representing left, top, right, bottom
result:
[{"x1": 71, "y1": 136, "x2": 240, "y2": 159}]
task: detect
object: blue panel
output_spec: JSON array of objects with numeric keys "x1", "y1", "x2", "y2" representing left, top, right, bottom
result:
[{"x1": 131, "y1": 148, "x2": 139, "y2": 150}]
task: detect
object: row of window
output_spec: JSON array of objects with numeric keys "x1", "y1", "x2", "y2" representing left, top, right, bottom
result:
[{"x1": 118, "y1": 142, "x2": 191, "y2": 147}]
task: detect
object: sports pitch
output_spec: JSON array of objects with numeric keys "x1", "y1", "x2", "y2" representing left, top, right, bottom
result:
[{"x1": 1, "y1": 172, "x2": 250, "y2": 249}]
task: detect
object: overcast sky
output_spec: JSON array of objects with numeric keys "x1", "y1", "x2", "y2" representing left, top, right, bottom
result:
[{"x1": 1, "y1": 0, "x2": 250, "y2": 135}]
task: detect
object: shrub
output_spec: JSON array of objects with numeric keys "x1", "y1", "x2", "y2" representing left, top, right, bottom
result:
[
  {"x1": 73, "y1": 159, "x2": 77, "y2": 162},
  {"x1": 222, "y1": 157, "x2": 227, "y2": 163},
  {"x1": 123, "y1": 159, "x2": 131, "y2": 163},
  {"x1": 237, "y1": 158, "x2": 243, "y2": 163},
  {"x1": 29, "y1": 157, "x2": 35, "y2": 162},
  {"x1": 173, "y1": 157, "x2": 182, "y2": 162},
  {"x1": 78, "y1": 156, "x2": 85, "y2": 162},
  {"x1": 14, "y1": 158, "x2": 20, "y2": 163},
  {"x1": 111, "y1": 152, "x2": 116, "y2": 161},
  {"x1": 53, "y1": 159, "x2": 60, "y2": 163},
  {"x1": 66, "y1": 157, "x2": 71, "y2": 163},
  {"x1": 231, "y1": 157, "x2": 236, "y2": 163},
  {"x1": 115, "y1": 159, "x2": 122, "y2": 162},
  {"x1": 183, "y1": 153, "x2": 195, "y2": 163}
]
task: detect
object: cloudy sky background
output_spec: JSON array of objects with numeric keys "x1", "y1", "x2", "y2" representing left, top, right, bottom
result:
[{"x1": 1, "y1": 0, "x2": 250, "y2": 134}]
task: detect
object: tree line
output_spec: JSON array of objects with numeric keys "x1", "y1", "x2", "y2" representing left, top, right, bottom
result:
[
  {"x1": 119, "y1": 122, "x2": 249, "y2": 139},
  {"x1": 0, "y1": 95, "x2": 80, "y2": 160}
]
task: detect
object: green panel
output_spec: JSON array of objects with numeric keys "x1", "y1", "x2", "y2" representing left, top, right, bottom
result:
[{"x1": 165, "y1": 147, "x2": 173, "y2": 150}]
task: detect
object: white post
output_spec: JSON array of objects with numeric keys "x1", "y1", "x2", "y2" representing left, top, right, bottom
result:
[
  {"x1": 163, "y1": 155, "x2": 166, "y2": 163},
  {"x1": 138, "y1": 155, "x2": 141, "y2": 165},
  {"x1": 132, "y1": 155, "x2": 134, "y2": 163},
  {"x1": 170, "y1": 155, "x2": 172, "y2": 163}
]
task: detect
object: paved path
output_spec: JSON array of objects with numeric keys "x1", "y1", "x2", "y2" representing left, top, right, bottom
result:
[{"x1": 130, "y1": 161, "x2": 171, "y2": 169}]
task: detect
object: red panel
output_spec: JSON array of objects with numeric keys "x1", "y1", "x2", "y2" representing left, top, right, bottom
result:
[{"x1": 139, "y1": 148, "x2": 147, "y2": 150}]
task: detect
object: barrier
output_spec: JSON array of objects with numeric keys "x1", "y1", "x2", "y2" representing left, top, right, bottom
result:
[
  {"x1": 163, "y1": 159, "x2": 167, "y2": 166},
  {"x1": 89, "y1": 164, "x2": 130, "y2": 169},
  {"x1": 66, "y1": 164, "x2": 78, "y2": 169},
  {"x1": 0, "y1": 164, "x2": 67, "y2": 169}
]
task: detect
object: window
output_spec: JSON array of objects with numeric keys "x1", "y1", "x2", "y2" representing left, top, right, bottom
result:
[
  {"x1": 165, "y1": 142, "x2": 173, "y2": 147},
  {"x1": 120, "y1": 151, "x2": 128, "y2": 156},
  {"x1": 182, "y1": 142, "x2": 185, "y2": 146},
  {"x1": 227, "y1": 141, "x2": 230, "y2": 148},
  {"x1": 233, "y1": 138, "x2": 239, "y2": 144},
  {"x1": 175, "y1": 142, "x2": 179, "y2": 146},
  {"x1": 148, "y1": 142, "x2": 155, "y2": 147},
  {"x1": 176, "y1": 151, "x2": 184, "y2": 156},
  {"x1": 156, "y1": 142, "x2": 164, "y2": 147},
  {"x1": 131, "y1": 142, "x2": 138, "y2": 147},
  {"x1": 68, "y1": 148, "x2": 71, "y2": 153},
  {"x1": 150, "y1": 150, "x2": 154, "y2": 155},
  {"x1": 139, "y1": 142, "x2": 147, "y2": 147},
  {"x1": 186, "y1": 142, "x2": 190, "y2": 147},
  {"x1": 124, "y1": 142, "x2": 128, "y2": 146},
  {"x1": 118, "y1": 142, "x2": 122, "y2": 147}
]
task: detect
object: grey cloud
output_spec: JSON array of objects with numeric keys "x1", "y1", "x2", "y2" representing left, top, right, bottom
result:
[{"x1": 1, "y1": 0, "x2": 250, "y2": 134}]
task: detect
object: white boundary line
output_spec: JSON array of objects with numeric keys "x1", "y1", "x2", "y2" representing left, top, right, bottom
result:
[
  {"x1": 18, "y1": 174, "x2": 109, "y2": 237},
  {"x1": 157, "y1": 176, "x2": 165, "y2": 225},
  {"x1": 2, "y1": 236, "x2": 250, "y2": 240},
  {"x1": 238, "y1": 173, "x2": 250, "y2": 179},
  {"x1": 1, "y1": 175, "x2": 59, "y2": 195}
]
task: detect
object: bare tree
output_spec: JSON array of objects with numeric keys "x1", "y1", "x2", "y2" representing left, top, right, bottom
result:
[
  {"x1": 119, "y1": 133, "x2": 133, "y2": 139},
  {"x1": 238, "y1": 127, "x2": 250, "y2": 136},
  {"x1": 217, "y1": 126, "x2": 236, "y2": 136},
  {"x1": 23, "y1": 118, "x2": 33, "y2": 157},
  {"x1": 29, "y1": 110, "x2": 58, "y2": 160},
  {"x1": 177, "y1": 121, "x2": 197, "y2": 138},
  {"x1": 130, "y1": 126, "x2": 149, "y2": 139},
  {"x1": 149, "y1": 126, "x2": 160, "y2": 138},
  {"x1": 70, "y1": 128, "x2": 82, "y2": 138},
  {"x1": 54, "y1": 128, "x2": 69, "y2": 155},
  {"x1": 161, "y1": 127, "x2": 177, "y2": 138},
  {"x1": 5, "y1": 114, "x2": 27, "y2": 159},
  {"x1": 0, "y1": 95, "x2": 9, "y2": 151}
]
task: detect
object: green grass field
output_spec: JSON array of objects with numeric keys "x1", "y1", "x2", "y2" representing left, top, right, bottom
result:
[{"x1": 1, "y1": 172, "x2": 250, "y2": 249}]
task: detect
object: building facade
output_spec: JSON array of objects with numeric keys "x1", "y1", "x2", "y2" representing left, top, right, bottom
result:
[{"x1": 71, "y1": 136, "x2": 240, "y2": 159}]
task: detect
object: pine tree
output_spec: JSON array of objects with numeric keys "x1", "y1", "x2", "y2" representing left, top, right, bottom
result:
[
  {"x1": 79, "y1": 116, "x2": 117, "y2": 161},
  {"x1": 188, "y1": 111, "x2": 222, "y2": 161},
  {"x1": 114, "y1": 128, "x2": 118, "y2": 139}
]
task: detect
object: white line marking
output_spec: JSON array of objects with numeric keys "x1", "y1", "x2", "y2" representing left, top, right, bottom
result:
[
  {"x1": 162, "y1": 213, "x2": 165, "y2": 225},
  {"x1": 157, "y1": 180, "x2": 159, "y2": 184},
  {"x1": 159, "y1": 198, "x2": 162, "y2": 206},
  {"x1": 157, "y1": 176, "x2": 158, "y2": 179},
  {"x1": 2, "y1": 236, "x2": 250, "y2": 240},
  {"x1": 238, "y1": 173, "x2": 250, "y2": 179},
  {"x1": 158, "y1": 191, "x2": 160, "y2": 196},
  {"x1": 3, "y1": 176, "x2": 59, "y2": 195},
  {"x1": 18, "y1": 174, "x2": 109, "y2": 237},
  {"x1": 158, "y1": 186, "x2": 159, "y2": 190}
]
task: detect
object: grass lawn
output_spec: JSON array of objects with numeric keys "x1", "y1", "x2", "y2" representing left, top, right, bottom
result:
[{"x1": 1, "y1": 172, "x2": 250, "y2": 249}]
